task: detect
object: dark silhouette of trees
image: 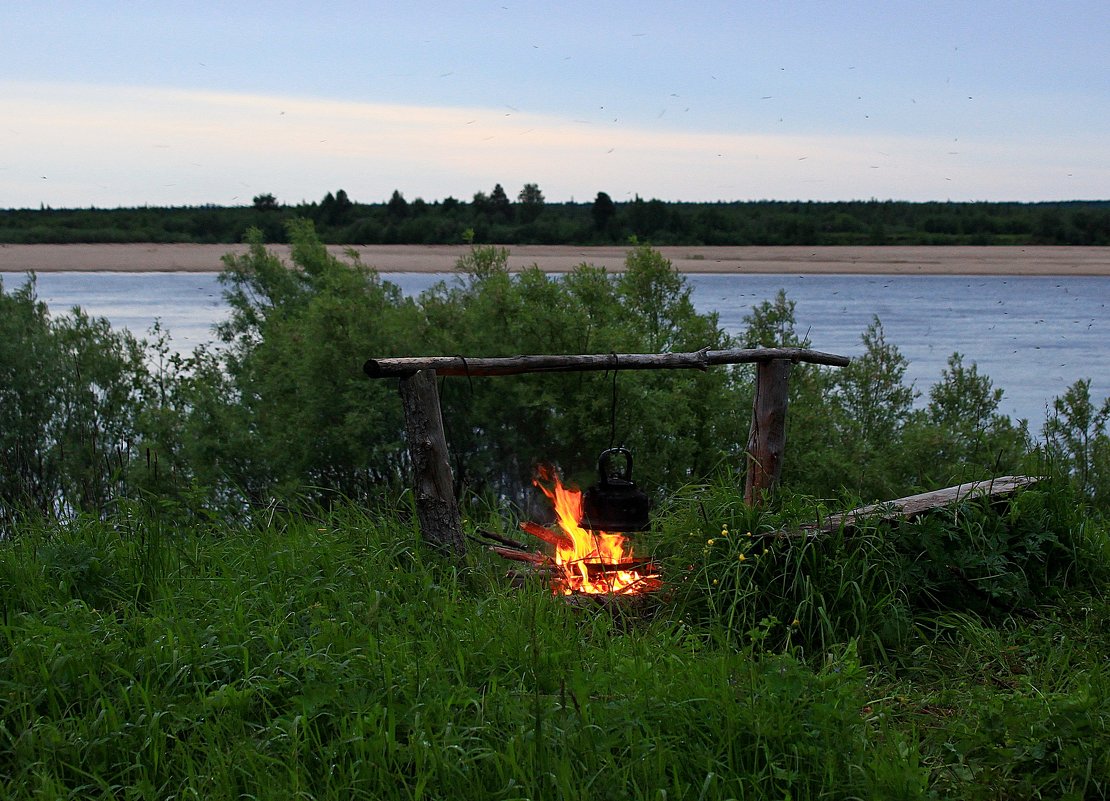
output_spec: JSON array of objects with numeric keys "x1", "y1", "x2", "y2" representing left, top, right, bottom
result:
[
  {"x1": 3, "y1": 192, "x2": 1108, "y2": 246},
  {"x1": 488, "y1": 183, "x2": 512, "y2": 221},
  {"x1": 592, "y1": 191, "x2": 616, "y2": 232},
  {"x1": 470, "y1": 190, "x2": 489, "y2": 217},
  {"x1": 517, "y1": 183, "x2": 545, "y2": 223},
  {"x1": 387, "y1": 190, "x2": 409, "y2": 220},
  {"x1": 628, "y1": 196, "x2": 670, "y2": 239},
  {"x1": 317, "y1": 189, "x2": 354, "y2": 226}
]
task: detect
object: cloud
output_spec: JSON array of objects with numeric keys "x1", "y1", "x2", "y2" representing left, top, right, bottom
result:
[{"x1": 3, "y1": 81, "x2": 1105, "y2": 208}]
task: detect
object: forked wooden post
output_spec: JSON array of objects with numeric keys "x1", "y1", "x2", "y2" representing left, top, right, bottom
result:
[
  {"x1": 397, "y1": 369, "x2": 465, "y2": 557},
  {"x1": 744, "y1": 358, "x2": 792, "y2": 505}
]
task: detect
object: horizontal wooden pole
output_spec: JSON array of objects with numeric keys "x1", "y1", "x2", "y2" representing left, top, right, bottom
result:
[{"x1": 364, "y1": 347, "x2": 849, "y2": 378}]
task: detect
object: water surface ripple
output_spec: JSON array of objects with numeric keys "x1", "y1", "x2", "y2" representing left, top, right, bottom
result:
[{"x1": 19, "y1": 270, "x2": 1110, "y2": 428}]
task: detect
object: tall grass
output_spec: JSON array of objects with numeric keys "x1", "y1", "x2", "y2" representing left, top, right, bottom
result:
[{"x1": 1, "y1": 485, "x2": 1108, "y2": 799}]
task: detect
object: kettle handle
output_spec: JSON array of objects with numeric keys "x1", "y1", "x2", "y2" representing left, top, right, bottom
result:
[{"x1": 598, "y1": 447, "x2": 633, "y2": 485}]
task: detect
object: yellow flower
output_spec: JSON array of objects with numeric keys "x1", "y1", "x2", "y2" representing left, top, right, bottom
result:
[
  {"x1": 791, "y1": 618, "x2": 800, "y2": 627},
  {"x1": 738, "y1": 553, "x2": 747, "y2": 562},
  {"x1": 712, "y1": 579, "x2": 718, "y2": 585},
  {"x1": 707, "y1": 539, "x2": 715, "y2": 546},
  {"x1": 746, "y1": 531, "x2": 753, "y2": 537}
]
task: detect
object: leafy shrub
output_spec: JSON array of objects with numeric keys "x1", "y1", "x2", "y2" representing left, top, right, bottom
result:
[
  {"x1": 419, "y1": 242, "x2": 747, "y2": 500},
  {"x1": 653, "y1": 470, "x2": 1099, "y2": 663},
  {"x1": 0, "y1": 276, "x2": 155, "y2": 530},
  {"x1": 1042, "y1": 378, "x2": 1110, "y2": 505},
  {"x1": 652, "y1": 475, "x2": 913, "y2": 661},
  {"x1": 894, "y1": 477, "x2": 1083, "y2": 614},
  {"x1": 200, "y1": 225, "x2": 747, "y2": 505}
]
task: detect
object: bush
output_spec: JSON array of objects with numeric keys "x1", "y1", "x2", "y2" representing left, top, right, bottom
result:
[
  {"x1": 0, "y1": 276, "x2": 154, "y2": 530},
  {"x1": 1042, "y1": 379, "x2": 1110, "y2": 505},
  {"x1": 201, "y1": 226, "x2": 747, "y2": 506}
]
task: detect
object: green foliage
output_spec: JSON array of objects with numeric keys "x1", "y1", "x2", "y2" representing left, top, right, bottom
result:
[
  {"x1": 385, "y1": 188, "x2": 408, "y2": 220},
  {"x1": 894, "y1": 476, "x2": 1087, "y2": 613},
  {"x1": 901, "y1": 353, "x2": 1032, "y2": 488},
  {"x1": 653, "y1": 470, "x2": 1099, "y2": 667},
  {"x1": 251, "y1": 193, "x2": 279, "y2": 211},
  {"x1": 740, "y1": 301, "x2": 1034, "y2": 501},
  {"x1": 3, "y1": 497, "x2": 1109, "y2": 799},
  {"x1": 894, "y1": 608, "x2": 1110, "y2": 800},
  {"x1": 7, "y1": 230, "x2": 1107, "y2": 523},
  {"x1": 516, "y1": 182, "x2": 545, "y2": 224},
  {"x1": 815, "y1": 317, "x2": 917, "y2": 498},
  {"x1": 0, "y1": 504, "x2": 931, "y2": 800},
  {"x1": 188, "y1": 228, "x2": 746, "y2": 504},
  {"x1": 195, "y1": 221, "x2": 425, "y2": 503},
  {"x1": 1042, "y1": 379, "x2": 1110, "y2": 505},
  {"x1": 7, "y1": 221, "x2": 1110, "y2": 799},
  {"x1": 5, "y1": 198, "x2": 1109, "y2": 245},
  {"x1": 417, "y1": 243, "x2": 745, "y2": 500},
  {"x1": 654, "y1": 477, "x2": 914, "y2": 662},
  {"x1": 591, "y1": 191, "x2": 617, "y2": 233},
  {"x1": 0, "y1": 276, "x2": 155, "y2": 529}
]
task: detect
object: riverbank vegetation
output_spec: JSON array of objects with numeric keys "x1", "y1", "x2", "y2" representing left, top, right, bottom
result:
[
  {"x1": 3, "y1": 224, "x2": 1109, "y2": 798},
  {"x1": 4, "y1": 190, "x2": 1110, "y2": 246}
]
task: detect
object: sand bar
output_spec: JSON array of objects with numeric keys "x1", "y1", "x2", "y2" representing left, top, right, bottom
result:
[{"x1": 2, "y1": 243, "x2": 1109, "y2": 276}]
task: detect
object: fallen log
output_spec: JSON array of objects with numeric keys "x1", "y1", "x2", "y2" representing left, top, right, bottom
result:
[{"x1": 781, "y1": 475, "x2": 1044, "y2": 539}]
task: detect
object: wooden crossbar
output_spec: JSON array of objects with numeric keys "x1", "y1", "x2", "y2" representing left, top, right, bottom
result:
[{"x1": 363, "y1": 347, "x2": 849, "y2": 379}]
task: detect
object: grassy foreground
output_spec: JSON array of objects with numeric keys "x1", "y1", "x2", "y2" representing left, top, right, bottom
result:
[{"x1": 2, "y1": 482, "x2": 1109, "y2": 800}]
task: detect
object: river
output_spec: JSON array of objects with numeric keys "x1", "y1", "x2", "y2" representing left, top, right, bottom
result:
[{"x1": 10, "y1": 270, "x2": 1110, "y2": 429}]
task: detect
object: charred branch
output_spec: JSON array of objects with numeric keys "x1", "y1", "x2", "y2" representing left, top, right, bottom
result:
[
  {"x1": 475, "y1": 527, "x2": 530, "y2": 551},
  {"x1": 487, "y1": 546, "x2": 552, "y2": 565},
  {"x1": 520, "y1": 520, "x2": 575, "y2": 551}
]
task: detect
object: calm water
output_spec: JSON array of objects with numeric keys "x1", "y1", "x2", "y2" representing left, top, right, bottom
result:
[{"x1": 12, "y1": 270, "x2": 1110, "y2": 428}]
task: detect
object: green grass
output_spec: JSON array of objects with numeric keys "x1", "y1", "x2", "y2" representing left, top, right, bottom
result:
[{"x1": 1, "y1": 486, "x2": 1108, "y2": 800}]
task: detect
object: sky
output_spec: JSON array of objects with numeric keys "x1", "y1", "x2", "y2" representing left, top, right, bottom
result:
[{"x1": 2, "y1": 1, "x2": 1107, "y2": 209}]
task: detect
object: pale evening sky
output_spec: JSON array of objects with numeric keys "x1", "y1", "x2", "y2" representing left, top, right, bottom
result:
[{"x1": 2, "y1": 0, "x2": 1107, "y2": 209}]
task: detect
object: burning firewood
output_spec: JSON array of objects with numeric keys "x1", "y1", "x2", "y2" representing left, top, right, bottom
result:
[
  {"x1": 519, "y1": 520, "x2": 575, "y2": 551},
  {"x1": 578, "y1": 558, "x2": 655, "y2": 577}
]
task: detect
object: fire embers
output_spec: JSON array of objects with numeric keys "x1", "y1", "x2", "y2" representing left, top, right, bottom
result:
[{"x1": 530, "y1": 466, "x2": 661, "y2": 596}]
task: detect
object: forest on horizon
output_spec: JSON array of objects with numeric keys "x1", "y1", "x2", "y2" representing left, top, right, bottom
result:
[{"x1": 4, "y1": 185, "x2": 1110, "y2": 246}]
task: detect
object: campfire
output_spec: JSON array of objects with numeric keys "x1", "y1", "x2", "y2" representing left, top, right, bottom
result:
[{"x1": 481, "y1": 465, "x2": 661, "y2": 596}]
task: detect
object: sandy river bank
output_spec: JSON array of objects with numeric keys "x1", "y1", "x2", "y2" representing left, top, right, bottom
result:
[{"x1": 2, "y1": 243, "x2": 1109, "y2": 275}]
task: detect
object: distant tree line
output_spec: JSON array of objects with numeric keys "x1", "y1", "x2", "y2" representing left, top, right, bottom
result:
[{"x1": 3, "y1": 186, "x2": 1109, "y2": 245}]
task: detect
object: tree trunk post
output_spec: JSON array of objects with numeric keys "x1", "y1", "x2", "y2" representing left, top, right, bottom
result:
[
  {"x1": 744, "y1": 358, "x2": 792, "y2": 506},
  {"x1": 398, "y1": 369, "x2": 465, "y2": 558}
]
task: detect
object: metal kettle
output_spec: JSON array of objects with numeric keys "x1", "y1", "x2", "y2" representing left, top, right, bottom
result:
[{"x1": 580, "y1": 448, "x2": 651, "y2": 532}]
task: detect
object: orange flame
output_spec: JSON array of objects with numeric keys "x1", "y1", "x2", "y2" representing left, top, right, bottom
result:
[{"x1": 531, "y1": 465, "x2": 660, "y2": 595}]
